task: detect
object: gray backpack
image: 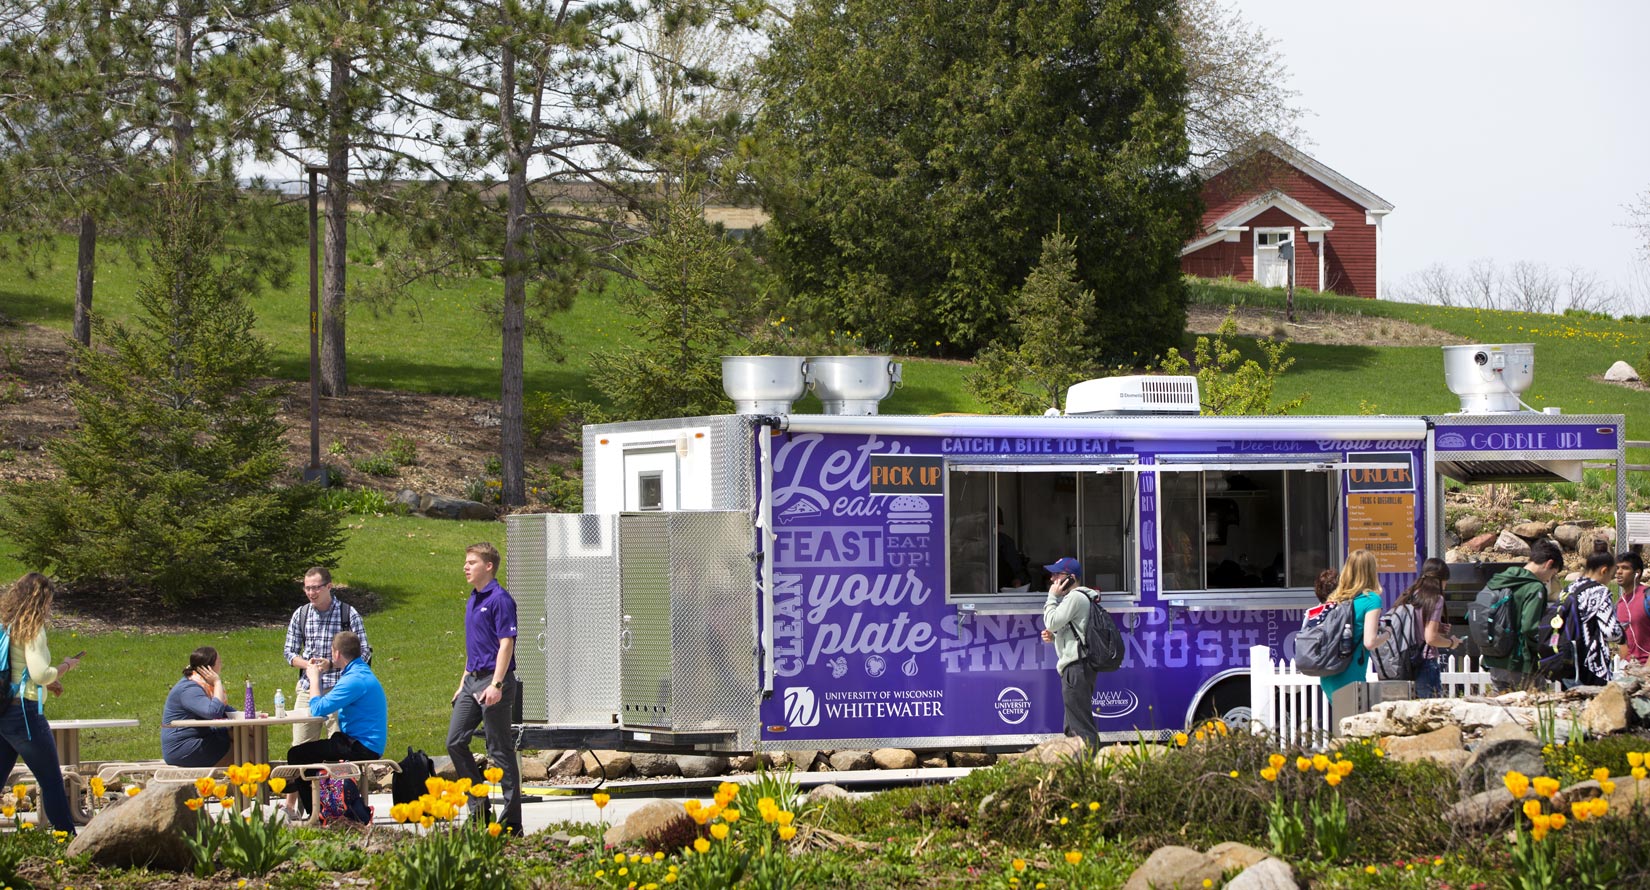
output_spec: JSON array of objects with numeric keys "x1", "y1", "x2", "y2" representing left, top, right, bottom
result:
[{"x1": 1295, "y1": 598, "x2": 1359, "y2": 677}]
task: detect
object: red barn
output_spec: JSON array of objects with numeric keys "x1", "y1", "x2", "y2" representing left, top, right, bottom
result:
[{"x1": 1180, "y1": 139, "x2": 1394, "y2": 298}]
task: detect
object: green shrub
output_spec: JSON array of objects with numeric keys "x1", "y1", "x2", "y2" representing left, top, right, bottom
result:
[
  {"x1": 366, "y1": 822, "x2": 513, "y2": 890},
  {"x1": 384, "y1": 434, "x2": 418, "y2": 467},
  {"x1": 317, "y1": 487, "x2": 408, "y2": 516},
  {"x1": 353, "y1": 454, "x2": 400, "y2": 477}
]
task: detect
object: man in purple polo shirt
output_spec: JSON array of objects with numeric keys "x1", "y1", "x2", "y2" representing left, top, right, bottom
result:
[{"x1": 447, "y1": 541, "x2": 523, "y2": 834}]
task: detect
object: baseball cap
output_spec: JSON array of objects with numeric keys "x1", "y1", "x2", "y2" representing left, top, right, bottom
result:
[{"x1": 1043, "y1": 557, "x2": 1081, "y2": 576}]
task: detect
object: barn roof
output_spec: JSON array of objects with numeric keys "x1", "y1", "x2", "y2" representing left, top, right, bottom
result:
[{"x1": 1199, "y1": 135, "x2": 1394, "y2": 214}]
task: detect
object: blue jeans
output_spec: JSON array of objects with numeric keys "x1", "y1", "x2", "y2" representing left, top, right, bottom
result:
[
  {"x1": 1414, "y1": 659, "x2": 1444, "y2": 699},
  {"x1": 0, "y1": 702, "x2": 76, "y2": 833}
]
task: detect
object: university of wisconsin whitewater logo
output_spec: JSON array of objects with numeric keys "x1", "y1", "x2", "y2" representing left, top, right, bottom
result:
[{"x1": 784, "y1": 687, "x2": 820, "y2": 728}]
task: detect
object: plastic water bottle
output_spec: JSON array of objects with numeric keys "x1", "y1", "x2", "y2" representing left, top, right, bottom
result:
[
  {"x1": 274, "y1": 688, "x2": 286, "y2": 718},
  {"x1": 244, "y1": 678, "x2": 256, "y2": 718}
]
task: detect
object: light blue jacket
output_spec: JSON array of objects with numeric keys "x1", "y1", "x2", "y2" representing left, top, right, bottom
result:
[
  {"x1": 1044, "y1": 587, "x2": 1094, "y2": 673},
  {"x1": 306, "y1": 658, "x2": 387, "y2": 755}
]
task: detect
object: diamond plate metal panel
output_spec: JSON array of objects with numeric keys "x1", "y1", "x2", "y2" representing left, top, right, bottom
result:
[
  {"x1": 620, "y1": 514, "x2": 673, "y2": 726},
  {"x1": 708, "y1": 415, "x2": 758, "y2": 511},
  {"x1": 504, "y1": 514, "x2": 549, "y2": 723},
  {"x1": 542, "y1": 514, "x2": 621, "y2": 726},
  {"x1": 667, "y1": 512, "x2": 758, "y2": 733}
]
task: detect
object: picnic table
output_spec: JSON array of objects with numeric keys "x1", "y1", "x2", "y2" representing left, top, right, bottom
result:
[
  {"x1": 50, "y1": 718, "x2": 141, "y2": 769},
  {"x1": 166, "y1": 711, "x2": 324, "y2": 766}
]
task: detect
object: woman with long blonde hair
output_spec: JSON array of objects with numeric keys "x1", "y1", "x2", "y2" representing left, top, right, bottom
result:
[
  {"x1": 1318, "y1": 551, "x2": 1391, "y2": 701},
  {"x1": 0, "y1": 573, "x2": 82, "y2": 833}
]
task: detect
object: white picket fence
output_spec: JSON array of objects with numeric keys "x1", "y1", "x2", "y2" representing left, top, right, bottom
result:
[{"x1": 1246, "y1": 644, "x2": 1493, "y2": 749}]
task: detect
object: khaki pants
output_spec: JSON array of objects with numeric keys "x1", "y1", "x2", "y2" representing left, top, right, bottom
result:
[{"x1": 292, "y1": 686, "x2": 341, "y2": 747}]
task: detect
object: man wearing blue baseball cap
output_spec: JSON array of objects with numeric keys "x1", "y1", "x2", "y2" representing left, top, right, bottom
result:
[{"x1": 1038, "y1": 556, "x2": 1098, "y2": 746}]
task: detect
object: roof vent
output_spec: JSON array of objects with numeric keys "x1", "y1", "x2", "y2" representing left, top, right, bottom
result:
[
  {"x1": 722, "y1": 356, "x2": 809, "y2": 414},
  {"x1": 1441, "y1": 343, "x2": 1535, "y2": 413},
  {"x1": 809, "y1": 356, "x2": 902, "y2": 415},
  {"x1": 1064, "y1": 375, "x2": 1201, "y2": 415}
]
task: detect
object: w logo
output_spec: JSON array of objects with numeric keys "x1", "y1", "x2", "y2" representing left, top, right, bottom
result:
[{"x1": 783, "y1": 687, "x2": 820, "y2": 727}]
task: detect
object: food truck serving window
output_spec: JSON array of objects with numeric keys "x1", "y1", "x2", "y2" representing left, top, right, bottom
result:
[
  {"x1": 947, "y1": 466, "x2": 1133, "y2": 601},
  {"x1": 1159, "y1": 469, "x2": 1332, "y2": 592}
]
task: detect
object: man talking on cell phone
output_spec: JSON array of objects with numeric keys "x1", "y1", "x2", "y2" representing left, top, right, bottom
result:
[
  {"x1": 447, "y1": 542, "x2": 523, "y2": 836},
  {"x1": 1039, "y1": 557, "x2": 1098, "y2": 747}
]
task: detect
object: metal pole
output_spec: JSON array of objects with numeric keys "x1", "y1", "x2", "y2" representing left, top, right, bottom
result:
[{"x1": 305, "y1": 167, "x2": 324, "y2": 483}]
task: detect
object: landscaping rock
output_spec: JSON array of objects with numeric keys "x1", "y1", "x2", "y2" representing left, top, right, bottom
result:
[
  {"x1": 547, "y1": 750, "x2": 586, "y2": 778},
  {"x1": 1553, "y1": 524, "x2": 1585, "y2": 551},
  {"x1": 1207, "y1": 841, "x2": 1269, "y2": 872},
  {"x1": 394, "y1": 489, "x2": 421, "y2": 511},
  {"x1": 729, "y1": 753, "x2": 767, "y2": 772},
  {"x1": 1583, "y1": 682, "x2": 1631, "y2": 736},
  {"x1": 432, "y1": 755, "x2": 458, "y2": 780},
  {"x1": 582, "y1": 750, "x2": 634, "y2": 779},
  {"x1": 1445, "y1": 787, "x2": 1516, "y2": 833},
  {"x1": 1459, "y1": 738, "x2": 1546, "y2": 796},
  {"x1": 871, "y1": 748, "x2": 918, "y2": 770},
  {"x1": 920, "y1": 754, "x2": 949, "y2": 769},
  {"x1": 66, "y1": 783, "x2": 199, "y2": 871},
  {"x1": 1380, "y1": 725, "x2": 1464, "y2": 764},
  {"x1": 1455, "y1": 515, "x2": 1484, "y2": 540},
  {"x1": 549, "y1": 830, "x2": 592, "y2": 847},
  {"x1": 604, "y1": 800, "x2": 687, "y2": 846},
  {"x1": 1462, "y1": 532, "x2": 1498, "y2": 552},
  {"x1": 789, "y1": 750, "x2": 825, "y2": 772},
  {"x1": 677, "y1": 755, "x2": 731, "y2": 779},
  {"x1": 950, "y1": 751, "x2": 997, "y2": 768},
  {"x1": 1226, "y1": 857, "x2": 1298, "y2": 890},
  {"x1": 1030, "y1": 736, "x2": 1086, "y2": 764},
  {"x1": 631, "y1": 753, "x2": 683, "y2": 778},
  {"x1": 1493, "y1": 530, "x2": 1531, "y2": 557},
  {"x1": 829, "y1": 750, "x2": 875, "y2": 772},
  {"x1": 419, "y1": 493, "x2": 495, "y2": 521},
  {"x1": 1512, "y1": 521, "x2": 1555, "y2": 540},
  {"x1": 1605, "y1": 360, "x2": 1641, "y2": 382},
  {"x1": 1123, "y1": 846, "x2": 1224, "y2": 890},
  {"x1": 520, "y1": 756, "x2": 549, "y2": 782},
  {"x1": 1606, "y1": 777, "x2": 1650, "y2": 813},
  {"x1": 1369, "y1": 698, "x2": 1458, "y2": 735},
  {"x1": 1551, "y1": 779, "x2": 1604, "y2": 811},
  {"x1": 766, "y1": 751, "x2": 793, "y2": 769},
  {"x1": 806, "y1": 784, "x2": 851, "y2": 806}
]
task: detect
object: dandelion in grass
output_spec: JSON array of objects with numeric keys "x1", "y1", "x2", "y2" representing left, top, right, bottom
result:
[
  {"x1": 1365, "y1": 865, "x2": 1378, "y2": 875},
  {"x1": 1013, "y1": 859, "x2": 1027, "y2": 872},
  {"x1": 1087, "y1": 801, "x2": 1099, "y2": 812}
]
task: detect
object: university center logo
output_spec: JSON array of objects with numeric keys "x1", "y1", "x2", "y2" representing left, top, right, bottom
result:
[
  {"x1": 784, "y1": 687, "x2": 820, "y2": 728},
  {"x1": 994, "y1": 687, "x2": 1032, "y2": 725}
]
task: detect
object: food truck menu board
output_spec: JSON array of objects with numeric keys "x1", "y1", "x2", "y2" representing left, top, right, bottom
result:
[{"x1": 1344, "y1": 451, "x2": 1418, "y2": 573}]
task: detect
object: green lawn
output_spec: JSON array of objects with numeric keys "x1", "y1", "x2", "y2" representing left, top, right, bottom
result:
[{"x1": 39, "y1": 515, "x2": 500, "y2": 763}]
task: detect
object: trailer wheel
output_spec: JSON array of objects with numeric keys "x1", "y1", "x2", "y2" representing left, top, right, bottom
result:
[{"x1": 1190, "y1": 677, "x2": 1252, "y2": 731}]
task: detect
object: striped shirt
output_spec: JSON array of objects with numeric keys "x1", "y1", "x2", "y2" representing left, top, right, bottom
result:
[{"x1": 283, "y1": 599, "x2": 371, "y2": 693}]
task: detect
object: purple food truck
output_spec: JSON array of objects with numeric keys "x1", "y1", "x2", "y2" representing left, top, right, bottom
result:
[{"x1": 509, "y1": 345, "x2": 1628, "y2": 753}]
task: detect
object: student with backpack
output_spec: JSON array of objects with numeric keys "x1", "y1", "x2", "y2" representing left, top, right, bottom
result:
[
  {"x1": 1384, "y1": 573, "x2": 1463, "y2": 697},
  {"x1": 1479, "y1": 540, "x2": 1564, "y2": 692},
  {"x1": 0, "y1": 574, "x2": 82, "y2": 834},
  {"x1": 1613, "y1": 552, "x2": 1649, "y2": 664},
  {"x1": 1039, "y1": 557, "x2": 1099, "y2": 747},
  {"x1": 1316, "y1": 550, "x2": 1392, "y2": 702},
  {"x1": 1547, "y1": 552, "x2": 1622, "y2": 687}
]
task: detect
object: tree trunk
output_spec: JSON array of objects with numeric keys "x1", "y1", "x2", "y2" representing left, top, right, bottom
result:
[
  {"x1": 321, "y1": 48, "x2": 350, "y2": 397},
  {"x1": 499, "y1": 43, "x2": 527, "y2": 508},
  {"x1": 74, "y1": 212, "x2": 95, "y2": 347},
  {"x1": 171, "y1": 3, "x2": 195, "y2": 163}
]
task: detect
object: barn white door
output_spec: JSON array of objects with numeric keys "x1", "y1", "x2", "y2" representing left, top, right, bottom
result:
[{"x1": 1254, "y1": 229, "x2": 1294, "y2": 288}]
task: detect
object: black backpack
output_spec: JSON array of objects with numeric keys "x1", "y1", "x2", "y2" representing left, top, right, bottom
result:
[
  {"x1": 1371, "y1": 603, "x2": 1427, "y2": 681},
  {"x1": 392, "y1": 747, "x2": 436, "y2": 805},
  {"x1": 1295, "y1": 598, "x2": 1359, "y2": 677},
  {"x1": 1467, "y1": 585, "x2": 1520, "y2": 658},
  {"x1": 1077, "y1": 592, "x2": 1125, "y2": 673},
  {"x1": 1534, "y1": 589, "x2": 1587, "y2": 680}
]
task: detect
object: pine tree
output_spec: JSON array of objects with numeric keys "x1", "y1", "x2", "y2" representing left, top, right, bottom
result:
[
  {"x1": 968, "y1": 232, "x2": 1101, "y2": 414},
  {"x1": 0, "y1": 181, "x2": 343, "y2": 605}
]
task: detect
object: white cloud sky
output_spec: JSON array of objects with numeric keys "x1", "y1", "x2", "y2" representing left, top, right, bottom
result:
[{"x1": 1229, "y1": 0, "x2": 1650, "y2": 301}]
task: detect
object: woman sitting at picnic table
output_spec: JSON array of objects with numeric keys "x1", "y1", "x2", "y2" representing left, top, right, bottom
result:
[
  {"x1": 161, "y1": 646, "x2": 234, "y2": 767},
  {"x1": 0, "y1": 573, "x2": 82, "y2": 834}
]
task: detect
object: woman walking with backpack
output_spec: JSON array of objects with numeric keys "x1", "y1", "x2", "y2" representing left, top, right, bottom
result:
[
  {"x1": 0, "y1": 573, "x2": 82, "y2": 833},
  {"x1": 1394, "y1": 573, "x2": 1463, "y2": 698},
  {"x1": 1318, "y1": 550, "x2": 1392, "y2": 703}
]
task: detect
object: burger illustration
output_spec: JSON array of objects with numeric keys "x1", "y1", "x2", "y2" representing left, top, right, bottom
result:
[{"x1": 886, "y1": 495, "x2": 932, "y2": 535}]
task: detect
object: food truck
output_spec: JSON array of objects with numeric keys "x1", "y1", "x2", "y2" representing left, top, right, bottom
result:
[{"x1": 508, "y1": 344, "x2": 1628, "y2": 753}]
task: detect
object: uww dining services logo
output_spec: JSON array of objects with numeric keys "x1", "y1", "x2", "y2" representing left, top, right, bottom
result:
[{"x1": 1091, "y1": 689, "x2": 1140, "y2": 719}]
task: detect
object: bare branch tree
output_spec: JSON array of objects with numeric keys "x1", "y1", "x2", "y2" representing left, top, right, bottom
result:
[
  {"x1": 1176, "y1": 0, "x2": 1306, "y2": 161},
  {"x1": 1400, "y1": 262, "x2": 1461, "y2": 307},
  {"x1": 1562, "y1": 265, "x2": 1618, "y2": 315},
  {"x1": 1629, "y1": 188, "x2": 1650, "y2": 259},
  {"x1": 1464, "y1": 258, "x2": 1500, "y2": 310},
  {"x1": 1505, "y1": 260, "x2": 1559, "y2": 314}
]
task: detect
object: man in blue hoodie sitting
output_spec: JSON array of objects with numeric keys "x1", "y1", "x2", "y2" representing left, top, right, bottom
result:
[{"x1": 283, "y1": 630, "x2": 386, "y2": 818}]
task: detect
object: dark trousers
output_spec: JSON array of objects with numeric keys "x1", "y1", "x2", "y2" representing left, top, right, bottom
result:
[
  {"x1": 0, "y1": 703, "x2": 76, "y2": 833},
  {"x1": 284, "y1": 732, "x2": 380, "y2": 815},
  {"x1": 1060, "y1": 662, "x2": 1099, "y2": 748},
  {"x1": 1414, "y1": 659, "x2": 1444, "y2": 699},
  {"x1": 447, "y1": 671, "x2": 522, "y2": 831}
]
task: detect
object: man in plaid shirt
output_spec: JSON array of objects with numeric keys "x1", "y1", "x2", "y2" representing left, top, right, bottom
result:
[{"x1": 284, "y1": 567, "x2": 372, "y2": 747}]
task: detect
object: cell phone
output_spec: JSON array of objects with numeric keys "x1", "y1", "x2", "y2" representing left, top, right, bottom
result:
[{"x1": 72, "y1": 650, "x2": 86, "y2": 660}]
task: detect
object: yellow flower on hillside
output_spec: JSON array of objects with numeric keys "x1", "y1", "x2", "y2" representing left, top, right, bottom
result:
[{"x1": 1064, "y1": 851, "x2": 1082, "y2": 865}]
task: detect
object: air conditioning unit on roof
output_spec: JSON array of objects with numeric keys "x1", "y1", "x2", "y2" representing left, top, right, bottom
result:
[{"x1": 1064, "y1": 375, "x2": 1201, "y2": 415}]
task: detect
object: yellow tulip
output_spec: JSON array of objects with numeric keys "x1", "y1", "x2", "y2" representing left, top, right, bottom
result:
[
  {"x1": 724, "y1": 808, "x2": 741, "y2": 823},
  {"x1": 1548, "y1": 813, "x2": 1566, "y2": 830},
  {"x1": 420, "y1": 816, "x2": 433, "y2": 829},
  {"x1": 126, "y1": 786, "x2": 142, "y2": 798},
  {"x1": 778, "y1": 825, "x2": 797, "y2": 841},
  {"x1": 11, "y1": 784, "x2": 25, "y2": 800},
  {"x1": 1064, "y1": 851, "x2": 1082, "y2": 865},
  {"x1": 1295, "y1": 756, "x2": 1311, "y2": 772},
  {"x1": 1268, "y1": 753, "x2": 1286, "y2": 770},
  {"x1": 1601, "y1": 780, "x2": 1617, "y2": 795},
  {"x1": 710, "y1": 823, "x2": 730, "y2": 840},
  {"x1": 1311, "y1": 755, "x2": 1330, "y2": 772},
  {"x1": 1, "y1": 806, "x2": 13, "y2": 819},
  {"x1": 214, "y1": 785, "x2": 230, "y2": 800},
  {"x1": 426, "y1": 776, "x2": 443, "y2": 795},
  {"x1": 89, "y1": 777, "x2": 106, "y2": 798},
  {"x1": 1532, "y1": 777, "x2": 1560, "y2": 799},
  {"x1": 470, "y1": 784, "x2": 491, "y2": 798},
  {"x1": 594, "y1": 793, "x2": 611, "y2": 809},
  {"x1": 1522, "y1": 799, "x2": 1543, "y2": 820},
  {"x1": 194, "y1": 777, "x2": 215, "y2": 796},
  {"x1": 777, "y1": 810, "x2": 795, "y2": 826},
  {"x1": 1633, "y1": 767, "x2": 1647, "y2": 781},
  {"x1": 693, "y1": 838, "x2": 710, "y2": 854},
  {"x1": 268, "y1": 778, "x2": 286, "y2": 795},
  {"x1": 488, "y1": 822, "x2": 503, "y2": 837},
  {"x1": 1504, "y1": 772, "x2": 1530, "y2": 799},
  {"x1": 1260, "y1": 767, "x2": 1278, "y2": 782},
  {"x1": 391, "y1": 804, "x2": 408, "y2": 823},
  {"x1": 1629, "y1": 752, "x2": 1645, "y2": 768},
  {"x1": 484, "y1": 767, "x2": 504, "y2": 783},
  {"x1": 1325, "y1": 773, "x2": 1342, "y2": 787},
  {"x1": 184, "y1": 798, "x2": 203, "y2": 811},
  {"x1": 1531, "y1": 825, "x2": 1548, "y2": 842},
  {"x1": 1593, "y1": 767, "x2": 1611, "y2": 783},
  {"x1": 1335, "y1": 761, "x2": 1354, "y2": 777},
  {"x1": 1173, "y1": 732, "x2": 1188, "y2": 747}
]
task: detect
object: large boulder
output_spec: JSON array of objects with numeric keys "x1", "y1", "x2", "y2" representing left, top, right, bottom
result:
[
  {"x1": 950, "y1": 751, "x2": 997, "y2": 768},
  {"x1": 1380, "y1": 725, "x2": 1465, "y2": 766},
  {"x1": 806, "y1": 783, "x2": 851, "y2": 806},
  {"x1": 788, "y1": 750, "x2": 825, "y2": 772},
  {"x1": 1459, "y1": 738, "x2": 1546, "y2": 796},
  {"x1": 1512, "y1": 521, "x2": 1555, "y2": 540},
  {"x1": 520, "y1": 755, "x2": 550, "y2": 783},
  {"x1": 630, "y1": 753, "x2": 682, "y2": 778},
  {"x1": 1207, "y1": 842, "x2": 1269, "y2": 872},
  {"x1": 1123, "y1": 846, "x2": 1224, "y2": 890},
  {"x1": 419, "y1": 494, "x2": 496, "y2": 521},
  {"x1": 1461, "y1": 532, "x2": 1498, "y2": 553},
  {"x1": 828, "y1": 750, "x2": 875, "y2": 772},
  {"x1": 603, "y1": 799, "x2": 687, "y2": 846},
  {"x1": 1493, "y1": 531, "x2": 1531, "y2": 558},
  {"x1": 582, "y1": 750, "x2": 634, "y2": 779},
  {"x1": 1605, "y1": 360, "x2": 1640, "y2": 382},
  {"x1": 1226, "y1": 857, "x2": 1299, "y2": 890},
  {"x1": 1583, "y1": 683, "x2": 1632, "y2": 736},
  {"x1": 1445, "y1": 787, "x2": 1516, "y2": 833},
  {"x1": 1454, "y1": 515, "x2": 1484, "y2": 540},
  {"x1": 394, "y1": 489, "x2": 422, "y2": 511},
  {"x1": 677, "y1": 755, "x2": 730, "y2": 779},
  {"x1": 546, "y1": 750, "x2": 586, "y2": 778},
  {"x1": 1579, "y1": 528, "x2": 1618, "y2": 555},
  {"x1": 66, "y1": 782, "x2": 200, "y2": 871},
  {"x1": 871, "y1": 748, "x2": 918, "y2": 770},
  {"x1": 1553, "y1": 524, "x2": 1585, "y2": 551}
]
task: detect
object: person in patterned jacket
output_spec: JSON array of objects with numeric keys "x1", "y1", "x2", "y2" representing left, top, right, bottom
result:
[{"x1": 1560, "y1": 552, "x2": 1623, "y2": 688}]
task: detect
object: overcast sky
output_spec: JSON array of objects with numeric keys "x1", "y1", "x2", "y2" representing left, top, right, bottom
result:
[{"x1": 1229, "y1": 0, "x2": 1650, "y2": 305}]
